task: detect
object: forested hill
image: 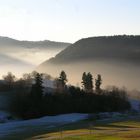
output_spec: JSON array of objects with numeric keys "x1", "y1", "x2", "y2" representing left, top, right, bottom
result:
[
  {"x1": 42, "y1": 35, "x2": 140, "y2": 65},
  {"x1": 0, "y1": 36, "x2": 71, "y2": 49},
  {"x1": 0, "y1": 36, "x2": 71, "y2": 76},
  {"x1": 37, "y1": 35, "x2": 140, "y2": 90}
]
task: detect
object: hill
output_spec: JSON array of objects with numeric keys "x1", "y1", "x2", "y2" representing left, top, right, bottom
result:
[
  {"x1": 44, "y1": 35, "x2": 140, "y2": 64},
  {"x1": 38, "y1": 35, "x2": 140, "y2": 90},
  {"x1": 0, "y1": 36, "x2": 70, "y2": 76},
  {"x1": 0, "y1": 36, "x2": 70, "y2": 49}
]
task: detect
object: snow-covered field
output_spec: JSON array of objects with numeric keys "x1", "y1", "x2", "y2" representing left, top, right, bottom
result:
[{"x1": 0, "y1": 113, "x2": 88, "y2": 138}]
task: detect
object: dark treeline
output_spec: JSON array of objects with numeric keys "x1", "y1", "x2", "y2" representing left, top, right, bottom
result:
[
  {"x1": 12, "y1": 90, "x2": 130, "y2": 119},
  {"x1": 3, "y1": 71, "x2": 130, "y2": 119}
]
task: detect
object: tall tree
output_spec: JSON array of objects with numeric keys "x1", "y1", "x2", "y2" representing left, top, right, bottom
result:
[
  {"x1": 95, "y1": 74, "x2": 102, "y2": 94},
  {"x1": 87, "y1": 72, "x2": 93, "y2": 92},
  {"x1": 30, "y1": 73, "x2": 44, "y2": 100},
  {"x1": 81, "y1": 72, "x2": 93, "y2": 93},
  {"x1": 58, "y1": 70, "x2": 68, "y2": 88},
  {"x1": 81, "y1": 72, "x2": 86, "y2": 89}
]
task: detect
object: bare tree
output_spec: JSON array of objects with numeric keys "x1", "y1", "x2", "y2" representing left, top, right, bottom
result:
[{"x1": 3, "y1": 72, "x2": 16, "y2": 90}]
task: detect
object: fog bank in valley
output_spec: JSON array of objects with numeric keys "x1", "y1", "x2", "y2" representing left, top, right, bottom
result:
[{"x1": 37, "y1": 59, "x2": 140, "y2": 90}]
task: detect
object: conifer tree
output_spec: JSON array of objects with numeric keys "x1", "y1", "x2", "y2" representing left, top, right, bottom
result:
[
  {"x1": 58, "y1": 70, "x2": 68, "y2": 89},
  {"x1": 95, "y1": 74, "x2": 102, "y2": 93},
  {"x1": 87, "y1": 72, "x2": 93, "y2": 92},
  {"x1": 81, "y1": 72, "x2": 93, "y2": 93},
  {"x1": 31, "y1": 73, "x2": 44, "y2": 100}
]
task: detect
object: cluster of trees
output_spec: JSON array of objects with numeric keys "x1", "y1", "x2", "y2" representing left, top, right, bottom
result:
[
  {"x1": 6, "y1": 70, "x2": 131, "y2": 119},
  {"x1": 81, "y1": 72, "x2": 102, "y2": 93},
  {"x1": 0, "y1": 71, "x2": 52, "y2": 92}
]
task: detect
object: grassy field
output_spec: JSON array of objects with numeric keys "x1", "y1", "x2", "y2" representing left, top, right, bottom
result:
[
  {"x1": 30, "y1": 118, "x2": 140, "y2": 140},
  {"x1": 1, "y1": 115, "x2": 140, "y2": 140}
]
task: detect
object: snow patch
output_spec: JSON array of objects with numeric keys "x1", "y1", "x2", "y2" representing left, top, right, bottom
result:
[
  {"x1": 129, "y1": 99, "x2": 140, "y2": 111},
  {"x1": 0, "y1": 113, "x2": 88, "y2": 137}
]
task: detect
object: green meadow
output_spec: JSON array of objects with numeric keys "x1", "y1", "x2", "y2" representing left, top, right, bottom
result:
[{"x1": 29, "y1": 117, "x2": 140, "y2": 140}]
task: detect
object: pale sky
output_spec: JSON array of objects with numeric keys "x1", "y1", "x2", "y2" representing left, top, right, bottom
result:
[{"x1": 0, "y1": 0, "x2": 139, "y2": 43}]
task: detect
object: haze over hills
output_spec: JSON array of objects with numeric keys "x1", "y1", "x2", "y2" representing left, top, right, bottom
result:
[
  {"x1": 38, "y1": 35, "x2": 140, "y2": 90},
  {"x1": 0, "y1": 36, "x2": 70, "y2": 49},
  {"x1": 0, "y1": 36, "x2": 71, "y2": 77}
]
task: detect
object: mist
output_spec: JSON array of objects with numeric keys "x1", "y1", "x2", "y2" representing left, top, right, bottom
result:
[
  {"x1": 6, "y1": 48, "x2": 63, "y2": 65},
  {"x1": 37, "y1": 59, "x2": 140, "y2": 91},
  {"x1": 0, "y1": 48, "x2": 61, "y2": 78},
  {"x1": 0, "y1": 37, "x2": 70, "y2": 78}
]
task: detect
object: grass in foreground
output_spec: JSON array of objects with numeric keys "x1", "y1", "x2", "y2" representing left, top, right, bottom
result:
[{"x1": 30, "y1": 119, "x2": 140, "y2": 140}]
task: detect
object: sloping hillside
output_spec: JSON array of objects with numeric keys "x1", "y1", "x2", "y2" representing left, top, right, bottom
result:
[
  {"x1": 0, "y1": 36, "x2": 70, "y2": 49},
  {"x1": 0, "y1": 36, "x2": 70, "y2": 76},
  {"x1": 44, "y1": 35, "x2": 140, "y2": 64},
  {"x1": 37, "y1": 36, "x2": 140, "y2": 90},
  {"x1": 0, "y1": 37, "x2": 71, "y2": 64}
]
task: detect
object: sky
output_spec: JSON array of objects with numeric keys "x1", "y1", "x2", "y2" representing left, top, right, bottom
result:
[{"x1": 0, "y1": 0, "x2": 139, "y2": 43}]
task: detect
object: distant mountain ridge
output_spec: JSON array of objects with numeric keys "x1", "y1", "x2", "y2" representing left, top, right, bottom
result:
[
  {"x1": 0, "y1": 36, "x2": 71, "y2": 77},
  {"x1": 0, "y1": 36, "x2": 71, "y2": 49}
]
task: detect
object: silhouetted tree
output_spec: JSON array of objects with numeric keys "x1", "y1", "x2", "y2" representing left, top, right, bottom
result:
[
  {"x1": 81, "y1": 72, "x2": 86, "y2": 89},
  {"x1": 82, "y1": 72, "x2": 93, "y2": 93},
  {"x1": 30, "y1": 73, "x2": 44, "y2": 101},
  {"x1": 3, "y1": 72, "x2": 16, "y2": 90},
  {"x1": 95, "y1": 74, "x2": 102, "y2": 94},
  {"x1": 87, "y1": 72, "x2": 93, "y2": 92},
  {"x1": 58, "y1": 71, "x2": 68, "y2": 90}
]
